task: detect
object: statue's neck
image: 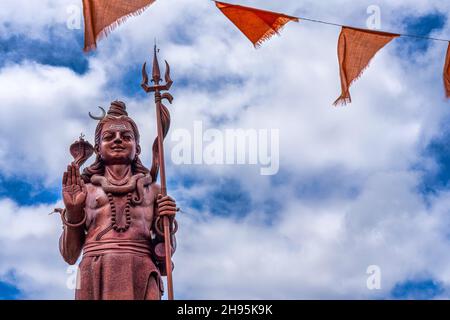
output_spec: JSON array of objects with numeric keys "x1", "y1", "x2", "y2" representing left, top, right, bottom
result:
[{"x1": 104, "y1": 164, "x2": 132, "y2": 185}]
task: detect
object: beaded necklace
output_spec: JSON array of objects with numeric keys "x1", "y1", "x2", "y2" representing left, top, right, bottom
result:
[{"x1": 107, "y1": 192, "x2": 132, "y2": 233}]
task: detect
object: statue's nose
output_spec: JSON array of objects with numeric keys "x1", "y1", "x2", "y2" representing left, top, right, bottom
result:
[{"x1": 113, "y1": 135, "x2": 122, "y2": 143}]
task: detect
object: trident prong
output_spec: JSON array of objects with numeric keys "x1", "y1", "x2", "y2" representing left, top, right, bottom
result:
[
  {"x1": 141, "y1": 46, "x2": 173, "y2": 93},
  {"x1": 141, "y1": 62, "x2": 151, "y2": 92},
  {"x1": 164, "y1": 60, "x2": 173, "y2": 91}
]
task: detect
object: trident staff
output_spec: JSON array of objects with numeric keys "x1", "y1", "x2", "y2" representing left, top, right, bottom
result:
[{"x1": 141, "y1": 45, "x2": 176, "y2": 300}]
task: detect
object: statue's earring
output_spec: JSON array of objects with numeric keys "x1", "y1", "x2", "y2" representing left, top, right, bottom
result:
[
  {"x1": 95, "y1": 145, "x2": 102, "y2": 160},
  {"x1": 135, "y1": 146, "x2": 141, "y2": 161}
]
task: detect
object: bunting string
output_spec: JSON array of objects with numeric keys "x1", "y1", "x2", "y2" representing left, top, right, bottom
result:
[
  {"x1": 294, "y1": 16, "x2": 450, "y2": 43},
  {"x1": 80, "y1": 0, "x2": 450, "y2": 105}
]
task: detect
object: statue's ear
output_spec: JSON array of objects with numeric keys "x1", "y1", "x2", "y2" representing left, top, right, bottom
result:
[
  {"x1": 136, "y1": 145, "x2": 141, "y2": 155},
  {"x1": 94, "y1": 144, "x2": 100, "y2": 155}
]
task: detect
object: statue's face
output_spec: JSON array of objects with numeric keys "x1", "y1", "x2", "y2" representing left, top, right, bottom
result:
[{"x1": 97, "y1": 119, "x2": 140, "y2": 165}]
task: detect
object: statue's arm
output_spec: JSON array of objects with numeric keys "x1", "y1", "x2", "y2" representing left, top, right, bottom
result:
[{"x1": 59, "y1": 210, "x2": 86, "y2": 265}]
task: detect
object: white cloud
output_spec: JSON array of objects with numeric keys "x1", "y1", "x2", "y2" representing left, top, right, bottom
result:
[
  {"x1": 172, "y1": 170, "x2": 449, "y2": 299},
  {"x1": 0, "y1": 198, "x2": 73, "y2": 299}
]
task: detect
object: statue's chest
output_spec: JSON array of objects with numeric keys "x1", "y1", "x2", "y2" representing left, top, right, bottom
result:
[{"x1": 85, "y1": 187, "x2": 155, "y2": 228}]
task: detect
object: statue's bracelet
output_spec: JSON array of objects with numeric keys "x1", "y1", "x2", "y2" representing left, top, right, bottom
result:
[{"x1": 61, "y1": 208, "x2": 87, "y2": 228}]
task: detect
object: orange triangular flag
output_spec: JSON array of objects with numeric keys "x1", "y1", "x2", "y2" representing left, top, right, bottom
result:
[
  {"x1": 334, "y1": 27, "x2": 399, "y2": 105},
  {"x1": 82, "y1": 0, "x2": 156, "y2": 52},
  {"x1": 215, "y1": 1, "x2": 299, "y2": 48},
  {"x1": 444, "y1": 42, "x2": 450, "y2": 98}
]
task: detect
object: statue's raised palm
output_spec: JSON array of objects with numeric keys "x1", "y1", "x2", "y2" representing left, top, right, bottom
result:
[{"x1": 62, "y1": 163, "x2": 87, "y2": 218}]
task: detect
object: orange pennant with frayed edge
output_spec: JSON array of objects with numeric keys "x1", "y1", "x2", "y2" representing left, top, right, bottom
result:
[
  {"x1": 82, "y1": 0, "x2": 156, "y2": 52},
  {"x1": 444, "y1": 42, "x2": 450, "y2": 98},
  {"x1": 214, "y1": 1, "x2": 299, "y2": 48},
  {"x1": 334, "y1": 27, "x2": 399, "y2": 106}
]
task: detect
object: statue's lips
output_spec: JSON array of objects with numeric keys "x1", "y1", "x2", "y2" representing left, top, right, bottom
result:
[{"x1": 111, "y1": 147, "x2": 126, "y2": 152}]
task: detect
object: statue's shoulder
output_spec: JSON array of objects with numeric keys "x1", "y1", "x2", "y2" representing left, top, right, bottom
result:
[
  {"x1": 84, "y1": 182, "x2": 104, "y2": 200},
  {"x1": 85, "y1": 182, "x2": 97, "y2": 191},
  {"x1": 148, "y1": 181, "x2": 161, "y2": 197},
  {"x1": 141, "y1": 176, "x2": 160, "y2": 201}
]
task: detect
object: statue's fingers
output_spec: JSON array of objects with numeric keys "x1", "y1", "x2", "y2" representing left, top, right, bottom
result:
[
  {"x1": 71, "y1": 163, "x2": 77, "y2": 185},
  {"x1": 159, "y1": 203, "x2": 177, "y2": 211},
  {"x1": 159, "y1": 204, "x2": 177, "y2": 212},
  {"x1": 75, "y1": 165, "x2": 81, "y2": 186},
  {"x1": 159, "y1": 209, "x2": 175, "y2": 215},
  {"x1": 159, "y1": 209, "x2": 177, "y2": 216},
  {"x1": 156, "y1": 196, "x2": 175, "y2": 203},
  {"x1": 67, "y1": 165, "x2": 73, "y2": 185},
  {"x1": 158, "y1": 200, "x2": 176, "y2": 208},
  {"x1": 62, "y1": 171, "x2": 68, "y2": 186},
  {"x1": 157, "y1": 195, "x2": 174, "y2": 204}
]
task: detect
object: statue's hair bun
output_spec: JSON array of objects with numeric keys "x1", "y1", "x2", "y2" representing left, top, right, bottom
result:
[{"x1": 108, "y1": 101, "x2": 128, "y2": 117}]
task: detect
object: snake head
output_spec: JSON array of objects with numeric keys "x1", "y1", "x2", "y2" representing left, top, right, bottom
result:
[
  {"x1": 70, "y1": 135, "x2": 94, "y2": 167},
  {"x1": 161, "y1": 92, "x2": 174, "y2": 104}
]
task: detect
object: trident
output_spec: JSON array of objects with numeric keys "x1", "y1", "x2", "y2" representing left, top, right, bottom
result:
[{"x1": 141, "y1": 45, "x2": 175, "y2": 300}]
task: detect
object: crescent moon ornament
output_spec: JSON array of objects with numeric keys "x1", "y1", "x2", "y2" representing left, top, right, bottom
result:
[{"x1": 88, "y1": 106, "x2": 106, "y2": 120}]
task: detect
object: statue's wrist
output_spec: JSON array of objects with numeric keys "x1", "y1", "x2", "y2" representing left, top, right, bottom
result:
[{"x1": 64, "y1": 208, "x2": 86, "y2": 226}]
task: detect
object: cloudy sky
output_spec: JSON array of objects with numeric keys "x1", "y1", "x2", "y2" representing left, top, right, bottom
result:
[{"x1": 1, "y1": 0, "x2": 450, "y2": 299}]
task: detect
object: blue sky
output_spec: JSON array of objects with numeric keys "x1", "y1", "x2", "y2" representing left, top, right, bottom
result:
[{"x1": 1, "y1": 0, "x2": 450, "y2": 300}]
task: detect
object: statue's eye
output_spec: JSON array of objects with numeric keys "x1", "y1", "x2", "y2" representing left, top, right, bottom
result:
[
  {"x1": 123, "y1": 134, "x2": 133, "y2": 141},
  {"x1": 103, "y1": 133, "x2": 114, "y2": 141}
]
